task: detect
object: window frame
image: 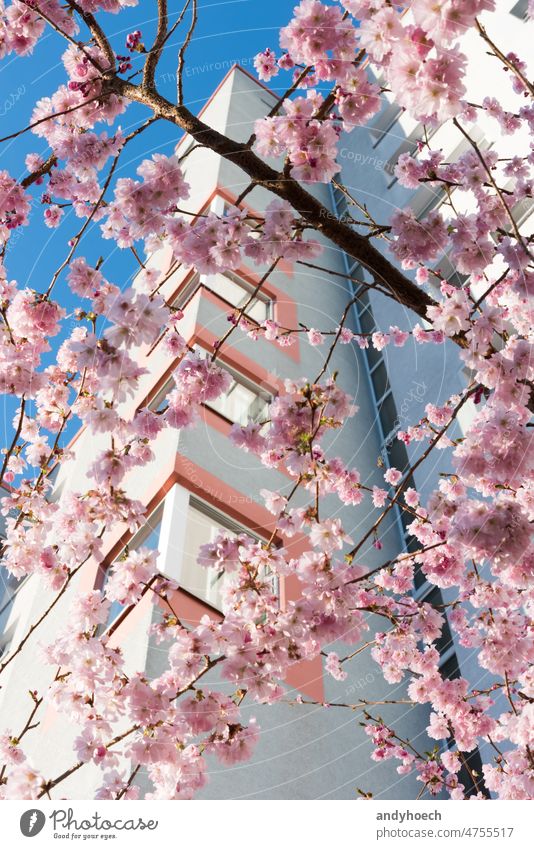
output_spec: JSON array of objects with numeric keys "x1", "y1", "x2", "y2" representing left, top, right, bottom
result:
[
  {"x1": 0, "y1": 535, "x2": 29, "y2": 657},
  {"x1": 148, "y1": 348, "x2": 272, "y2": 427},
  {"x1": 179, "y1": 494, "x2": 277, "y2": 611},
  {"x1": 510, "y1": 0, "x2": 528, "y2": 20},
  {"x1": 172, "y1": 270, "x2": 272, "y2": 325},
  {"x1": 98, "y1": 501, "x2": 165, "y2": 634}
]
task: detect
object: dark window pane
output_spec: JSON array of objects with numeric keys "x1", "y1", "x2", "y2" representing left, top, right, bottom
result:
[
  {"x1": 371, "y1": 362, "x2": 390, "y2": 401},
  {"x1": 440, "y1": 653, "x2": 461, "y2": 680},
  {"x1": 421, "y1": 587, "x2": 454, "y2": 657},
  {"x1": 366, "y1": 344, "x2": 382, "y2": 370},
  {"x1": 414, "y1": 561, "x2": 427, "y2": 590},
  {"x1": 385, "y1": 433, "x2": 409, "y2": 473},
  {"x1": 457, "y1": 748, "x2": 490, "y2": 798},
  {"x1": 0, "y1": 565, "x2": 22, "y2": 638},
  {"x1": 358, "y1": 307, "x2": 375, "y2": 334}
]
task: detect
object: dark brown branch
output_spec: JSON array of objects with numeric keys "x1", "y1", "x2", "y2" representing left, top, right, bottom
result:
[
  {"x1": 476, "y1": 18, "x2": 534, "y2": 98},
  {"x1": 176, "y1": 0, "x2": 197, "y2": 104},
  {"x1": 109, "y1": 77, "x2": 437, "y2": 325},
  {"x1": 21, "y1": 155, "x2": 57, "y2": 189},
  {"x1": 67, "y1": 1, "x2": 116, "y2": 71},
  {"x1": 143, "y1": 0, "x2": 169, "y2": 89}
]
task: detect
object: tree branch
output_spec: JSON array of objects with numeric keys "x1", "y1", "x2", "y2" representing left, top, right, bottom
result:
[
  {"x1": 143, "y1": 0, "x2": 169, "y2": 90},
  {"x1": 67, "y1": 0, "x2": 116, "y2": 71},
  {"x1": 176, "y1": 0, "x2": 197, "y2": 104},
  {"x1": 110, "y1": 77, "x2": 438, "y2": 324}
]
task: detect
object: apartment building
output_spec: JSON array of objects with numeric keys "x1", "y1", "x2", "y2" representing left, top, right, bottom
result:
[
  {"x1": 1, "y1": 0, "x2": 528, "y2": 799},
  {"x1": 0, "y1": 64, "x2": 435, "y2": 800}
]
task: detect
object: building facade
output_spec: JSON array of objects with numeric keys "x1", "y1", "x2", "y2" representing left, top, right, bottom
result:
[
  {"x1": 337, "y1": 0, "x2": 532, "y2": 786},
  {"x1": 0, "y1": 0, "x2": 528, "y2": 799}
]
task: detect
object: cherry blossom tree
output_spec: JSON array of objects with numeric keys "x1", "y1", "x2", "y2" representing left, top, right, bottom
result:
[{"x1": 0, "y1": 0, "x2": 533, "y2": 801}]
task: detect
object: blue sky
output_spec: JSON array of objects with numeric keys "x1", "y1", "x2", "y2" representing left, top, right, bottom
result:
[{"x1": 0, "y1": 0, "x2": 296, "y2": 447}]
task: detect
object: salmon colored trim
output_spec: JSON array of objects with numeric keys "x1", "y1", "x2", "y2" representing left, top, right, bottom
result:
[
  {"x1": 149, "y1": 275, "x2": 299, "y2": 365},
  {"x1": 137, "y1": 315, "x2": 284, "y2": 412},
  {"x1": 195, "y1": 327, "x2": 282, "y2": 395},
  {"x1": 106, "y1": 587, "x2": 156, "y2": 648},
  {"x1": 86, "y1": 450, "x2": 323, "y2": 700}
]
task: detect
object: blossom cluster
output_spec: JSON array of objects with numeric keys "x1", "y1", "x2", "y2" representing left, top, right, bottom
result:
[{"x1": 0, "y1": 0, "x2": 531, "y2": 805}]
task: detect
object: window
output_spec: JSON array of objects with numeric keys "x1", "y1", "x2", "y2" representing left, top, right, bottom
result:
[
  {"x1": 411, "y1": 186, "x2": 447, "y2": 221},
  {"x1": 511, "y1": 196, "x2": 533, "y2": 228},
  {"x1": 385, "y1": 122, "x2": 441, "y2": 187},
  {"x1": 378, "y1": 393, "x2": 398, "y2": 441},
  {"x1": 421, "y1": 586, "x2": 454, "y2": 656},
  {"x1": 148, "y1": 379, "x2": 174, "y2": 413},
  {"x1": 369, "y1": 101, "x2": 404, "y2": 147},
  {"x1": 207, "y1": 371, "x2": 269, "y2": 425},
  {"x1": 173, "y1": 271, "x2": 270, "y2": 324},
  {"x1": 99, "y1": 505, "x2": 164, "y2": 631},
  {"x1": 385, "y1": 433, "x2": 410, "y2": 474},
  {"x1": 439, "y1": 653, "x2": 461, "y2": 681},
  {"x1": 510, "y1": 0, "x2": 528, "y2": 20},
  {"x1": 98, "y1": 492, "x2": 273, "y2": 628},
  {"x1": 385, "y1": 126, "x2": 424, "y2": 185},
  {"x1": 204, "y1": 272, "x2": 270, "y2": 323},
  {"x1": 181, "y1": 502, "x2": 243, "y2": 608},
  {"x1": 149, "y1": 355, "x2": 270, "y2": 426},
  {"x1": 0, "y1": 567, "x2": 21, "y2": 658},
  {"x1": 179, "y1": 498, "x2": 274, "y2": 611}
]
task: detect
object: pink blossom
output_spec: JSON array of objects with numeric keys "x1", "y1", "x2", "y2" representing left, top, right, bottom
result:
[
  {"x1": 309, "y1": 518, "x2": 353, "y2": 553},
  {"x1": 307, "y1": 328, "x2": 324, "y2": 346},
  {"x1": 212, "y1": 719, "x2": 260, "y2": 765},
  {"x1": 384, "y1": 467, "x2": 402, "y2": 486},
  {"x1": 105, "y1": 547, "x2": 159, "y2": 606},
  {"x1": 254, "y1": 48, "x2": 278, "y2": 81},
  {"x1": 0, "y1": 732, "x2": 26, "y2": 765},
  {"x1": 372, "y1": 486, "x2": 388, "y2": 508},
  {"x1": 325, "y1": 652, "x2": 347, "y2": 681},
  {"x1": 44, "y1": 204, "x2": 63, "y2": 228}
]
